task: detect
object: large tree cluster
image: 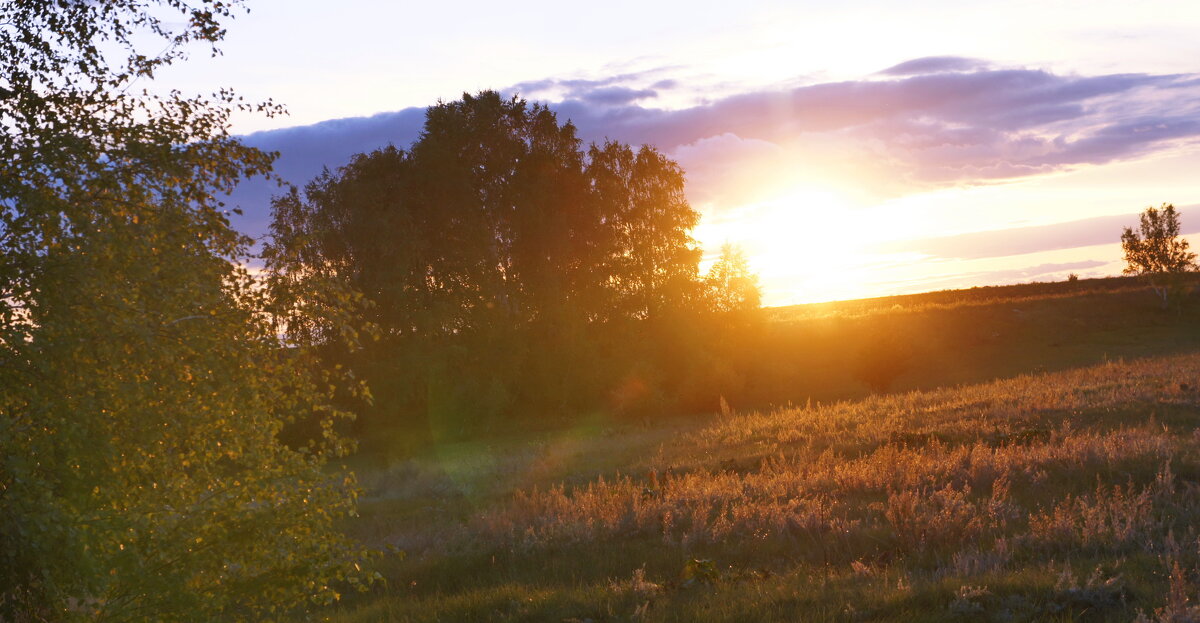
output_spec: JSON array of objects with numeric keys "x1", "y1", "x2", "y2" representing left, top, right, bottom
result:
[{"x1": 266, "y1": 92, "x2": 760, "y2": 435}]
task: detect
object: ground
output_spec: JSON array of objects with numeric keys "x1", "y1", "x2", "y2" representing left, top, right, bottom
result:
[{"x1": 325, "y1": 278, "x2": 1200, "y2": 622}]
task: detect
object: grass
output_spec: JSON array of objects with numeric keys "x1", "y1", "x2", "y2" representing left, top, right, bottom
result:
[{"x1": 325, "y1": 349, "x2": 1200, "y2": 621}]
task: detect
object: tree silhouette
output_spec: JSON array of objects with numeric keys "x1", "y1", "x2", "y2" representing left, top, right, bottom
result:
[
  {"x1": 266, "y1": 92, "x2": 713, "y2": 432},
  {"x1": 1120, "y1": 203, "x2": 1198, "y2": 309}
]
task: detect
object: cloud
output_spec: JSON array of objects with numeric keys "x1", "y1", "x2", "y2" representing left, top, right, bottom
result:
[
  {"x1": 510, "y1": 78, "x2": 558, "y2": 94},
  {"x1": 1004, "y1": 259, "x2": 1110, "y2": 279},
  {"x1": 576, "y1": 86, "x2": 658, "y2": 106},
  {"x1": 879, "y1": 56, "x2": 990, "y2": 76},
  {"x1": 875, "y1": 206, "x2": 1200, "y2": 260},
  {"x1": 549, "y1": 67, "x2": 1195, "y2": 163},
  {"x1": 879, "y1": 259, "x2": 1110, "y2": 295},
  {"x1": 670, "y1": 133, "x2": 787, "y2": 208},
  {"x1": 509, "y1": 67, "x2": 676, "y2": 104},
  {"x1": 523, "y1": 68, "x2": 1200, "y2": 219},
  {"x1": 226, "y1": 59, "x2": 1200, "y2": 237}
]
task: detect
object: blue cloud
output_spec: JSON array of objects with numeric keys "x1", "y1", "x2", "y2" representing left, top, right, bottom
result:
[
  {"x1": 575, "y1": 86, "x2": 657, "y2": 106},
  {"x1": 226, "y1": 107, "x2": 427, "y2": 237},
  {"x1": 879, "y1": 56, "x2": 990, "y2": 76}
]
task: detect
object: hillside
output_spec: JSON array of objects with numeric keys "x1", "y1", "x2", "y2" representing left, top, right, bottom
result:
[
  {"x1": 725, "y1": 275, "x2": 1200, "y2": 412},
  {"x1": 332, "y1": 350, "x2": 1200, "y2": 621},
  {"x1": 766, "y1": 275, "x2": 1168, "y2": 321}
]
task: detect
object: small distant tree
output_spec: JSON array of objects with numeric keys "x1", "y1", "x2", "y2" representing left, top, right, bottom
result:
[
  {"x1": 705, "y1": 244, "x2": 761, "y2": 314},
  {"x1": 1120, "y1": 203, "x2": 1198, "y2": 309}
]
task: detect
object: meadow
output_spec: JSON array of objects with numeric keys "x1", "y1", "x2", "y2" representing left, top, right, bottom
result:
[
  {"x1": 744, "y1": 275, "x2": 1200, "y2": 408},
  {"x1": 327, "y1": 280, "x2": 1200, "y2": 622},
  {"x1": 10, "y1": 5, "x2": 1199, "y2": 620}
]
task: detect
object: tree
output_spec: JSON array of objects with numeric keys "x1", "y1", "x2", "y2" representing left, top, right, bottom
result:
[
  {"x1": 1120, "y1": 203, "x2": 1198, "y2": 309},
  {"x1": 705, "y1": 243, "x2": 762, "y2": 314},
  {"x1": 265, "y1": 92, "x2": 710, "y2": 432},
  {"x1": 585, "y1": 140, "x2": 704, "y2": 322},
  {"x1": 1, "y1": 2, "x2": 368, "y2": 619}
]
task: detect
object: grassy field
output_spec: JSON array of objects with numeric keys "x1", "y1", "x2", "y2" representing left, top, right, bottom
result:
[
  {"x1": 325, "y1": 280, "x2": 1200, "y2": 621},
  {"x1": 729, "y1": 275, "x2": 1200, "y2": 410}
]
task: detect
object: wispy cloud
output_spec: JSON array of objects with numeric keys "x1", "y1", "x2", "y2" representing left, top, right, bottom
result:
[
  {"x1": 881, "y1": 259, "x2": 1111, "y2": 295},
  {"x1": 875, "y1": 207, "x2": 1200, "y2": 261},
  {"x1": 879, "y1": 56, "x2": 991, "y2": 76},
  {"x1": 547, "y1": 65, "x2": 1199, "y2": 200},
  {"x1": 510, "y1": 66, "x2": 680, "y2": 104}
]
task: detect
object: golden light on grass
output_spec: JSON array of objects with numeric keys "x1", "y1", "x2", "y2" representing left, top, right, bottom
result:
[{"x1": 343, "y1": 347, "x2": 1200, "y2": 621}]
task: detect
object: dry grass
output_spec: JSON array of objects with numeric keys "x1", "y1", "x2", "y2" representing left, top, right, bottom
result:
[{"x1": 329, "y1": 352, "x2": 1200, "y2": 621}]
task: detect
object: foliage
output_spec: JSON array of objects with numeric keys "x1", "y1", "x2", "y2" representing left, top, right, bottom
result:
[
  {"x1": 680, "y1": 558, "x2": 720, "y2": 586},
  {"x1": 1121, "y1": 203, "x2": 1198, "y2": 308},
  {"x1": 0, "y1": 1, "x2": 367, "y2": 619},
  {"x1": 265, "y1": 92, "x2": 746, "y2": 434}
]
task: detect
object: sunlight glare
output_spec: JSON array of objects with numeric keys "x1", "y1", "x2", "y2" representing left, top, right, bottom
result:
[{"x1": 700, "y1": 187, "x2": 923, "y2": 305}]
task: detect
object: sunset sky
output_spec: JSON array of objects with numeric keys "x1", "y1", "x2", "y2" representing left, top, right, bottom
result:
[{"x1": 173, "y1": 0, "x2": 1200, "y2": 305}]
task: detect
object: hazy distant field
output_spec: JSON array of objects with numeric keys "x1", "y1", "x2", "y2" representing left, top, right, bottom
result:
[
  {"x1": 722, "y1": 275, "x2": 1200, "y2": 413},
  {"x1": 330, "y1": 344, "x2": 1200, "y2": 620},
  {"x1": 766, "y1": 275, "x2": 1164, "y2": 321}
]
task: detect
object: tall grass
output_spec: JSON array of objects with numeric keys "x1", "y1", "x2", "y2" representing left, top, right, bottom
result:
[{"x1": 332, "y1": 352, "x2": 1200, "y2": 621}]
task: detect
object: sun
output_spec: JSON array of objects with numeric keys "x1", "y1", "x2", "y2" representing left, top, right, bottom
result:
[{"x1": 697, "y1": 187, "x2": 917, "y2": 305}]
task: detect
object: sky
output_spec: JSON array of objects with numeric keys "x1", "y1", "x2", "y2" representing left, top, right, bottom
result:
[{"x1": 167, "y1": 0, "x2": 1200, "y2": 305}]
